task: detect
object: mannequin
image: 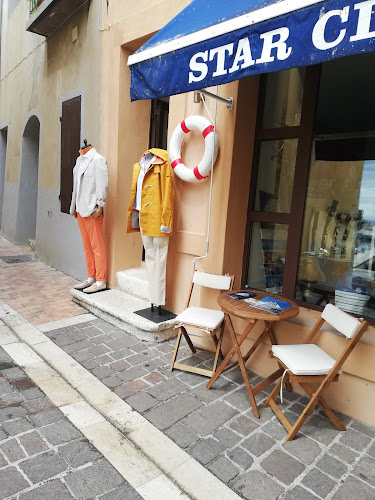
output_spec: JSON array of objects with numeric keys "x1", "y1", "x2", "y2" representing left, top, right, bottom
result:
[
  {"x1": 70, "y1": 139, "x2": 109, "y2": 294},
  {"x1": 127, "y1": 148, "x2": 175, "y2": 318}
]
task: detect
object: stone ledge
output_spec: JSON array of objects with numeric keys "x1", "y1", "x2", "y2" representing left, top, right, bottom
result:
[
  {"x1": 71, "y1": 288, "x2": 176, "y2": 343},
  {"x1": 117, "y1": 268, "x2": 149, "y2": 302}
]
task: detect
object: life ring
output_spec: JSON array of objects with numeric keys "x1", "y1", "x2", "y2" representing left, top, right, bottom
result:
[{"x1": 169, "y1": 115, "x2": 218, "y2": 183}]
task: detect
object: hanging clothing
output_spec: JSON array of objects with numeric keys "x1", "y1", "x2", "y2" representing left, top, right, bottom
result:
[
  {"x1": 127, "y1": 148, "x2": 174, "y2": 237},
  {"x1": 70, "y1": 148, "x2": 108, "y2": 218}
]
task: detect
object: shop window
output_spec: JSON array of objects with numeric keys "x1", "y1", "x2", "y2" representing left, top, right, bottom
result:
[
  {"x1": 245, "y1": 52, "x2": 375, "y2": 319},
  {"x1": 60, "y1": 96, "x2": 81, "y2": 214}
]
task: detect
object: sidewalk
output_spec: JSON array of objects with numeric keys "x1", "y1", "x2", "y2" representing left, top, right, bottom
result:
[{"x1": 1, "y1": 234, "x2": 375, "y2": 500}]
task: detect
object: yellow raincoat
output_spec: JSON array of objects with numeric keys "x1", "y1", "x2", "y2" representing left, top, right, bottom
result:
[{"x1": 127, "y1": 148, "x2": 174, "y2": 237}]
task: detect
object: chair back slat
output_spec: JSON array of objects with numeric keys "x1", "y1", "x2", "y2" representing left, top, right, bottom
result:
[
  {"x1": 321, "y1": 303, "x2": 361, "y2": 338},
  {"x1": 192, "y1": 271, "x2": 232, "y2": 290}
]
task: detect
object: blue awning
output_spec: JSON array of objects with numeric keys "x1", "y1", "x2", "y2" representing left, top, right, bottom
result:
[{"x1": 128, "y1": 0, "x2": 375, "y2": 101}]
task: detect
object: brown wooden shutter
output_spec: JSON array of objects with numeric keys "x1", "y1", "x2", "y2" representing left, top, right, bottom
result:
[{"x1": 60, "y1": 96, "x2": 81, "y2": 214}]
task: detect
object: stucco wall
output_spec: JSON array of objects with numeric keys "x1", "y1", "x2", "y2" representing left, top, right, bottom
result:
[{"x1": 0, "y1": 0, "x2": 102, "y2": 279}]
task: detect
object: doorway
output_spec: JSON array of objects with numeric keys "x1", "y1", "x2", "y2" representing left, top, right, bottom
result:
[
  {"x1": 0, "y1": 127, "x2": 7, "y2": 227},
  {"x1": 15, "y1": 115, "x2": 40, "y2": 244}
]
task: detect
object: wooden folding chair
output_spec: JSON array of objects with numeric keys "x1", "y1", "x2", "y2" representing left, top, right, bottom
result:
[
  {"x1": 264, "y1": 303, "x2": 369, "y2": 441},
  {"x1": 170, "y1": 271, "x2": 234, "y2": 377}
]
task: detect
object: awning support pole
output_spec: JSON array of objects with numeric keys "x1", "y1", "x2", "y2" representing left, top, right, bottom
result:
[{"x1": 194, "y1": 90, "x2": 233, "y2": 110}]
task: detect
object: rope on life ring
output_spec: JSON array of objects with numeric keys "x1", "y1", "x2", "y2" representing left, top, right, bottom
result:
[{"x1": 168, "y1": 115, "x2": 219, "y2": 183}]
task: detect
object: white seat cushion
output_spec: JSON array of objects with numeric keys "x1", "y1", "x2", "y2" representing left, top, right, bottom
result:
[
  {"x1": 272, "y1": 344, "x2": 336, "y2": 375},
  {"x1": 175, "y1": 306, "x2": 224, "y2": 330}
]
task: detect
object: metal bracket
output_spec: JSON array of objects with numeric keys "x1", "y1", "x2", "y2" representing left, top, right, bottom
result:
[{"x1": 194, "y1": 90, "x2": 234, "y2": 110}]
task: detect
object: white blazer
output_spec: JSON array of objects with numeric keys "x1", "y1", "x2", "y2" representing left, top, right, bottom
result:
[{"x1": 70, "y1": 148, "x2": 108, "y2": 218}]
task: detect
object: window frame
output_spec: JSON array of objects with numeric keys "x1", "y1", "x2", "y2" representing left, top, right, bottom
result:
[{"x1": 242, "y1": 65, "x2": 322, "y2": 309}]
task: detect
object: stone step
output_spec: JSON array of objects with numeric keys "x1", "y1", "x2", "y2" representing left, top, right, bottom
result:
[
  {"x1": 117, "y1": 268, "x2": 149, "y2": 302},
  {"x1": 71, "y1": 288, "x2": 176, "y2": 343}
]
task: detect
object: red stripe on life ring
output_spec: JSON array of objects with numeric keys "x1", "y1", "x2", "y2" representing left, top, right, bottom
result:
[
  {"x1": 171, "y1": 159, "x2": 183, "y2": 169},
  {"x1": 202, "y1": 125, "x2": 214, "y2": 138},
  {"x1": 181, "y1": 120, "x2": 190, "y2": 134},
  {"x1": 193, "y1": 166, "x2": 208, "y2": 180}
]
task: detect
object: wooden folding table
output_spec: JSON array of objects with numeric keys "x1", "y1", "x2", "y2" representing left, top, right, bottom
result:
[{"x1": 206, "y1": 290, "x2": 299, "y2": 418}]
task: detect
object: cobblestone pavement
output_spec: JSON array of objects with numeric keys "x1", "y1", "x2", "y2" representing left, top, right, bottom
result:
[
  {"x1": 43, "y1": 318, "x2": 375, "y2": 500},
  {"x1": 0, "y1": 346, "x2": 141, "y2": 500},
  {"x1": 0, "y1": 236, "x2": 85, "y2": 325}
]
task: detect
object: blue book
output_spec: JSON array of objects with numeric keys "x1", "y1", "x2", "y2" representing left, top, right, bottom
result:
[{"x1": 258, "y1": 296, "x2": 292, "y2": 312}]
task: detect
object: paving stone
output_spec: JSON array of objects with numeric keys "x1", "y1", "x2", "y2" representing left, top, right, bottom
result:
[
  {"x1": 80, "y1": 325, "x2": 103, "y2": 337},
  {"x1": 282, "y1": 435, "x2": 322, "y2": 465},
  {"x1": 0, "y1": 452, "x2": 7, "y2": 468},
  {"x1": 261, "y1": 450, "x2": 305, "y2": 485},
  {"x1": 317, "y1": 453, "x2": 348, "y2": 479},
  {"x1": 229, "y1": 415, "x2": 259, "y2": 436},
  {"x1": 114, "y1": 380, "x2": 149, "y2": 399},
  {"x1": 58, "y1": 439, "x2": 102, "y2": 467},
  {"x1": 0, "y1": 426, "x2": 7, "y2": 440},
  {"x1": 367, "y1": 441, "x2": 375, "y2": 459},
  {"x1": 81, "y1": 359, "x2": 100, "y2": 370},
  {"x1": 227, "y1": 447, "x2": 254, "y2": 469},
  {"x1": 144, "y1": 357, "x2": 168, "y2": 371},
  {"x1": 99, "y1": 483, "x2": 143, "y2": 500},
  {"x1": 165, "y1": 421, "x2": 199, "y2": 448},
  {"x1": 147, "y1": 377, "x2": 188, "y2": 402},
  {"x1": 96, "y1": 354, "x2": 115, "y2": 365},
  {"x1": 92, "y1": 366, "x2": 114, "y2": 379},
  {"x1": 287, "y1": 401, "x2": 308, "y2": 416},
  {"x1": 125, "y1": 353, "x2": 149, "y2": 366},
  {"x1": 352, "y1": 454, "x2": 375, "y2": 487},
  {"x1": 339, "y1": 428, "x2": 371, "y2": 452},
  {"x1": 234, "y1": 469, "x2": 284, "y2": 500},
  {"x1": 21, "y1": 387, "x2": 45, "y2": 400},
  {"x1": 19, "y1": 431, "x2": 48, "y2": 456},
  {"x1": 185, "y1": 400, "x2": 238, "y2": 437},
  {"x1": 105, "y1": 338, "x2": 135, "y2": 350},
  {"x1": 0, "y1": 380, "x2": 14, "y2": 395},
  {"x1": 213, "y1": 427, "x2": 242, "y2": 448},
  {"x1": 0, "y1": 405, "x2": 27, "y2": 422},
  {"x1": 126, "y1": 392, "x2": 158, "y2": 413},
  {"x1": 109, "y1": 359, "x2": 132, "y2": 372},
  {"x1": 208, "y1": 455, "x2": 239, "y2": 482},
  {"x1": 0, "y1": 466, "x2": 30, "y2": 497},
  {"x1": 301, "y1": 414, "x2": 342, "y2": 445},
  {"x1": 2, "y1": 417, "x2": 34, "y2": 435},
  {"x1": 67, "y1": 330, "x2": 88, "y2": 342},
  {"x1": 1, "y1": 367, "x2": 25, "y2": 380},
  {"x1": 22, "y1": 397, "x2": 55, "y2": 414},
  {"x1": 302, "y1": 467, "x2": 337, "y2": 498},
  {"x1": 191, "y1": 378, "x2": 236, "y2": 403},
  {"x1": 108, "y1": 348, "x2": 134, "y2": 360},
  {"x1": 63, "y1": 340, "x2": 93, "y2": 354},
  {"x1": 0, "y1": 438, "x2": 26, "y2": 461},
  {"x1": 29, "y1": 408, "x2": 64, "y2": 427},
  {"x1": 224, "y1": 386, "x2": 256, "y2": 412},
  {"x1": 190, "y1": 437, "x2": 224, "y2": 464},
  {"x1": 331, "y1": 475, "x2": 375, "y2": 500},
  {"x1": 117, "y1": 365, "x2": 149, "y2": 383},
  {"x1": 89, "y1": 345, "x2": 111, "y2": 356},
  {"x1": 145, "y1": 393, "x2": 203, "y2": 430},
  {"x1": 262, "y1": 421, "x2": 288, "y2": 441},
  {"x1": 350, "y1": 420, "x2": 375, "y2": 438},
  {"x1": 242, "y1": 432, "x2": 275, "y2": 457},
  {"x1": 19, "y1": 450, "x2": 68, "y2": 483},
  {"x1": 39, "y1": 420, "x2": 81, "y2": 445},
  {"x1": 329, "y1": 442, "x2": 359, "y2": 465},
  {"x1": 53, "y1": 334, "x2": 75, "y2": 347},
  {"x1": 102, "y1": 375, "x2": 123, "y2": 388},
  {"x1": 0, "y1": 392, "x2": 23, "y2": 407},
  {"x1": 18, "y1": 479, "x2": 75, "y2": 500},
  {"x1": 144, "y1": 372, "x2": 166, "y2": 385},
  {"x1": 71, "y1": 350, "x2": 96, "y2": 362},
  {"x1": 65, "y1": 459, "x2": 124, "y2": 499},
  {"x1": 279, "y1": 485, "x2": 319, "y2": 499}
]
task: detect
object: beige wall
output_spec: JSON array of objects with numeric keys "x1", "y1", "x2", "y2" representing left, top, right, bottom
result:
[{"x1": 99, "y1": 0, "x2": 375, "y2": 427}]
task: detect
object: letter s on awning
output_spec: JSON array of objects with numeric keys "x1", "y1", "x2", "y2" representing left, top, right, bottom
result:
[{"x1": 128, "y1": 0, "x2": 375, "y2": 101}]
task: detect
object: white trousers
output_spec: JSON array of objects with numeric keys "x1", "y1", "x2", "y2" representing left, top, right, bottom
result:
[{"x1": 141, "y1": 233, "x2": 169, "y2": 306}]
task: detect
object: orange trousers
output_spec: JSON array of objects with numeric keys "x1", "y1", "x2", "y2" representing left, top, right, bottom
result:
[{"x1": 77, "y1": 213, "x2": 107, "y2": 281}]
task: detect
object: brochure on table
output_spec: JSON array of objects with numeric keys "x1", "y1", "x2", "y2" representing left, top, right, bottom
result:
[{"x1": 227, "y1": 292, "x2": 292, "y2": 314}]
